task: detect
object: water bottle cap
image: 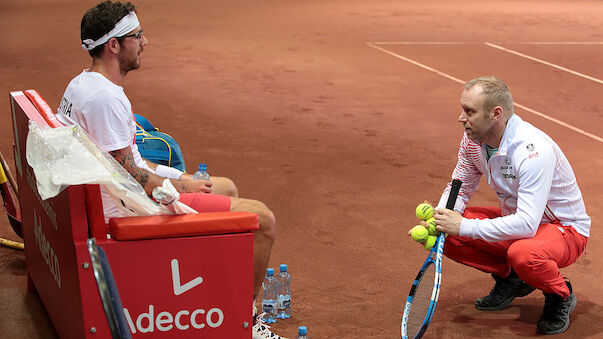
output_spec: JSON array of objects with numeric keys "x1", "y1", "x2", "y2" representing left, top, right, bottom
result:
[
  {"x1": 198, "y1": 163, "x2": 207, "y2": 171},
  {"x1": 298, "y1": 326, "x2": 307, "y2": 335},
  {"x1": 266, "y1": 268, "x2": 274, "y2": 276},
  {"x1": 279, "y1": 264, "x2": 288, "y2": 272}
]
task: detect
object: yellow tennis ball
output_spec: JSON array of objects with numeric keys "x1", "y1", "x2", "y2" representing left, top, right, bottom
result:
[
  {"x1": 410, "y1": 225, "x2": 429, "y2": 243},
  {"x1": 424, "y1": 235, "x2": 437, "y2": 250},
  {"x1": 425, "y1": 217, "x2": 438, "y2": 236},
  {"x1": 416, "y1": 203, "x2": 434, "y2": 221}
]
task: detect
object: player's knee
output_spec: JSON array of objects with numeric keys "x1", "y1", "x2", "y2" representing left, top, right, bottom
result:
[
  {"x1": 232, "y1": 198, "x2": 276, "y2": 239},
  {"x1": 222, "y1": 177, "x2": 238, "y2": 197},
  {"x1": 212, "y1": 177, "x2": 238, "y2": 197},
  {"x1": 256, "y1": 203, "x2": 276, "y2": 240},
  {"x1": 507, "y1": 242, "x2": 536, "y2": 272}
]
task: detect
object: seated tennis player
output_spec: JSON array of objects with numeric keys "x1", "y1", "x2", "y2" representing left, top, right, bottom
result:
[{"x1": 57, "y1": 2, "x2": 286, "y2": 338}]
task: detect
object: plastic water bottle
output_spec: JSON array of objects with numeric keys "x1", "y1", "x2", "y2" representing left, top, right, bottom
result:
[
  {"x1": 277, "y1": 264, "x2": 292, "y2": 319},
  {"x1": 193, "y1": 163, "x2": 210, "y2": 180},
  {"x1": 296, "y1": 326, "x2": 308, "y2": 339},
  {"x1": 262, "y1": 268, "x2": 278, "y2": 324}
]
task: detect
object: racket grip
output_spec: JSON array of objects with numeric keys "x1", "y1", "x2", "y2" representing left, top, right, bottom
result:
[{"x1": 445, "y1": 179, "x2": 462, "y2": 210}]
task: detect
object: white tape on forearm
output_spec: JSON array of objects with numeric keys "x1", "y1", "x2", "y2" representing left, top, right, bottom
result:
[{"x1": 155, "y1": 165, "x2": 183, "y2": 179}]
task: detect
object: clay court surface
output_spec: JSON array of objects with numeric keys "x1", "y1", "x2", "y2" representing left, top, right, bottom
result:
[{"x1": 1, "y1": 0, "x2": 603, "y2": 337}]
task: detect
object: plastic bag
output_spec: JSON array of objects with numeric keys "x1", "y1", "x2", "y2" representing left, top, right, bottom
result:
[{"x1": 25, "y1": 121, "x2": 195, "y2": 216}]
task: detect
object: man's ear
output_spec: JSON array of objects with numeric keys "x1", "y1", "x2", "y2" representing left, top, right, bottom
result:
[
  {"x1": 107, "y1": 37, "x2": 121, "y2": 54},
  {"x1": 491, "y1": 106, "x2": 503, "y2": 120}
]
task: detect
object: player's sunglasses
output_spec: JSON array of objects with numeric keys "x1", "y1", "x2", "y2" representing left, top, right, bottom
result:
[{"x1": 120, "y1": 29, "x2": 144, "y2": 40}]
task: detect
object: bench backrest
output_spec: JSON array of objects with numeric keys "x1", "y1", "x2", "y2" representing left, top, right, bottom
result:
[{"x1": 10, "y1": 90, "x2": 106, "y2": 337}]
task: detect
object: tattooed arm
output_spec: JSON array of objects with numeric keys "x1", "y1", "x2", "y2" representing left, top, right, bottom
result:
[{"x1": 109, "y1": 147, "x2": 211, "y2": 196}]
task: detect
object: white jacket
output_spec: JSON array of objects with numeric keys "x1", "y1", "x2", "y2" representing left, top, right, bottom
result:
[{"x1": 437, "y1": 114, "x2": 590, "y2": 242}]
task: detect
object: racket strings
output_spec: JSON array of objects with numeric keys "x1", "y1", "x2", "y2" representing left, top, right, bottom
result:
[{"x1": 407, "y1": 264, "x2": 436, "y2": 338}]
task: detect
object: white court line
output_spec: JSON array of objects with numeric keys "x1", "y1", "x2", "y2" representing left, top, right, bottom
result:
[
  {"x1": 366, "y1": 42, "x2": 603, "y2": 143},
  {"x1": 514, "y1": 103, "x2": 603, "y2": 143},
  {"x1": 373, "y1": 41, "x2": 603, "y2": 85},
  {"x1": 373, "y1": 41, "x2": 603, "y2": 45},
  {"x1": 366, "y1": 42, "x2": 465, "y2": 84},
  {"x1": 372, "y1": 42, "x2": 479, "y2": 45},
  {"x1": 517, "y1": 42, "x2": 603, "y2": 45},
  {"x1": 485, "y1": 42, "x2": 603, "y2": 86}
]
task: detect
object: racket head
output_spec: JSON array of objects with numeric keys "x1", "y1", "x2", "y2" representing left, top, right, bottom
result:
[
  {"x1": 1, "y1": 181, "x2": 22, "y2": 238},
  {"x1": 401, "y1": 178, "x2": 462, "y2": 338},
  {"x1": 0, "y1": 158, "x2": 22, "y2": 237},
  {"x1": 401, "y1": 233, "x2": 445, "y2": 339}
]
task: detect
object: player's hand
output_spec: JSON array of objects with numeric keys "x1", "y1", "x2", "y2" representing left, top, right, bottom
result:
[
  {"x1": 179, "y1": 173, "x2": 194, "y2": 181},
  {"x1": 182, "y1": 179, "x2": 212, "y2": 193},
  {"x1": 434, "y1": 208, "x2": 462, "y2": 236}
]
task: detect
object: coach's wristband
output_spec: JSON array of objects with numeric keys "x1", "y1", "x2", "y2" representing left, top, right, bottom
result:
[{"x1": 155, "y1": 165, "x2": 184, "y2": 179}]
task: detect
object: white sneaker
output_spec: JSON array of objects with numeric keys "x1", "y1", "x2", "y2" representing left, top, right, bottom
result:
[{"x1": 252, "y1": 313, "x2": 289, "y2": 339}]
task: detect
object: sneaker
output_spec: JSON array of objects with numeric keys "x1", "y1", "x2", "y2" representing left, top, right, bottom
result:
[
  {"x1": 537, "y1": 279, "x2": 577, "y2": 335},
  {"x1": 475, "y1": 269, "x2": 536, "y2": 311},
  {"x1": 252, "y1": 313, "x2": 289, "y2": 339}
]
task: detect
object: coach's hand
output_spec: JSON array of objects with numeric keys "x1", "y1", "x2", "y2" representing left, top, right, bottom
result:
[{"x1": 434, "y1": 208, "x2": 462, "y2": 236}]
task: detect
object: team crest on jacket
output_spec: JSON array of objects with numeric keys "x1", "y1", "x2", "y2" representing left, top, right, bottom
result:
[
  {"x1": 505, "y1": 157, "x2": 511, "y2": 165},
  {"x1": 526, "y1": 143, "x2": 535, "y2": 152}
]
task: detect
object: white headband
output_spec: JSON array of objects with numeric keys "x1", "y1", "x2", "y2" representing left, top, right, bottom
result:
[{"x1": 81, "y1": 11, "x2": 140, "y2": 50}]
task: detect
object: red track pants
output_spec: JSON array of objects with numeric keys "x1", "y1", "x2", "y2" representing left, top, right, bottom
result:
[{"x1": 443, "y1": 206, "x2": 588, "y2": 298}]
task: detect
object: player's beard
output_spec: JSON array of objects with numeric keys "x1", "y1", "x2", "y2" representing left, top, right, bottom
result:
[{"x1": 119, "y1": 48, "x2": 142, "y2": 75}]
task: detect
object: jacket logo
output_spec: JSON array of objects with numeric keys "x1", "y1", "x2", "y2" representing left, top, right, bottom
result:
[
  {"x1": 504, "y1": 157, "x2": 511, "y2": 165},
  {"x1": 526, "y1": 143, "x2": 535, "y2": 152}
]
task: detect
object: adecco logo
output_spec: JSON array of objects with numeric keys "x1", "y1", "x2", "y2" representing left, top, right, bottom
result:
[
  {"x1": 124, "y1": 305, "x2": 224, "y2": 333},
  {"x1": 123, "y1": 258, "x2": 224, "y2": 334},
  {"x1": 33, "y1": 210, "x2": 61, "y2": 288}
]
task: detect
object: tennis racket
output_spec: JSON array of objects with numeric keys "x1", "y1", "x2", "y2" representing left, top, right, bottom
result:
[
  {"x1": 0, "y1": 151, "x2": 18, "y2": 195},
  {"x1": 0, "y1": 155, "x2": 17, "y2": 217},
  {"x1": 401, "y1": 179, "x2": 462, "y2": 339},
  {"x1": 0, "y1": 152, "x2": 21, "y2": 237},
  {"x1": 0, "y1": 237, "x2": 24, "y2": 251}
]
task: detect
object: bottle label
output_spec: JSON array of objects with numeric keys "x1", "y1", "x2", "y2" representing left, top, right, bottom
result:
[
  {"x1": 277, "y1": 295, "x2": 291, "y2": 309},
  {"x1": 262, "y1": 300, "x2": 277, "y2": 314}
]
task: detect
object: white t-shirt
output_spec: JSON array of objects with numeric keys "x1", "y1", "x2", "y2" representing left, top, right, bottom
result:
[{"x1": 57, "y1": 70, "x2": 151, "y2": 220}]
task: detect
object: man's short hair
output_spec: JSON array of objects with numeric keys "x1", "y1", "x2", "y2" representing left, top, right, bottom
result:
[
  {"x1": 464, "y1": 76, "x2": 514, "y2": 116},
  {"x1": 81, "y1": 1, "x2": 137, "y2": 57}
]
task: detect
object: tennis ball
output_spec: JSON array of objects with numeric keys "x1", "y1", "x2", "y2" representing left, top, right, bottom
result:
[
  {"x1": 425, "y1": 217, "x2": 438, "y2": 236},
  {"x1": 416, "y1": 203, "x2": 434, "y2": 221},
  {"x1": 410, "y1": 225, "x2": 429, "y2": 243},
  {"x1": 424, "y1": 235, "x2": 437, "y2": 250}
]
